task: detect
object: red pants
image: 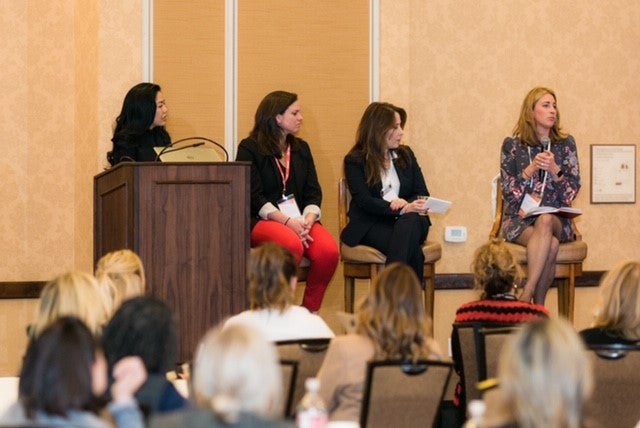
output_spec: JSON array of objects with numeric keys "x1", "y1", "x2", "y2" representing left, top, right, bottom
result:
[{"x1": 251, "y1": 220, "x2": 339, "y2": 312}]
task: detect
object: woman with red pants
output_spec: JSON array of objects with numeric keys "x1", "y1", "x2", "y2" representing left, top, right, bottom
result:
[{"x1": 236, "y1": 90, "x2": 339, "y2": 312}]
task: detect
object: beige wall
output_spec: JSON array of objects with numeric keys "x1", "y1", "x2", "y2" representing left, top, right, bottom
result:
[
  {"x1": 1, "y1": 0, "x2": 639, "y2": 374},
  {"x1": 380, "y1": 0, "x2": 640, "y2": 273}
]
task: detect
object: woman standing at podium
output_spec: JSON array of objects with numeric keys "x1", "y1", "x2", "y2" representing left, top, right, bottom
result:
[
  {"x1": 236, "y1": 91, "x2": 339, "y2": 313},
  {"x1": 108, "y1": 82, "x2": 171, "y2": 165}
]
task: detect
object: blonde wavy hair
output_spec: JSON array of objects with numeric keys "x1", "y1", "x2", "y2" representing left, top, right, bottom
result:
[
  {"x1": 471, "y1": 239, "x2": 522, "y2": 299},
  {"x1": 498, "y1": 318, "x2": 592, "y2": 428},
  {"x1": 95, "y1": 249, "x2": 145, "y2": 315},
  {"x1": 512, "y1": 87, "x2": 568, "y2": 147},
  {"x1": 247, "y1": 243, "x2": 296, "y2": 312},
  {"x1": 191, "y1": 323, "x2": 283, "y2": 423},
  {"x1": 592, "y1": 260, "x2": 640, "y2": 340},
  {"x1": 356, "y1": 263, "x2": 440, "y2": 361},
  {"x1": 31, "y1": 271, "x2": 109, "y2": 338}
]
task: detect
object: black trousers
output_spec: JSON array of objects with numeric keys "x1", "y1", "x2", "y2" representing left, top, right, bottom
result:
[{"x1": 360, "y1": 212, "x2": 429, "y2": 283}]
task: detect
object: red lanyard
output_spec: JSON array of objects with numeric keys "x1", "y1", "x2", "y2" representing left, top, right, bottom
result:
[{"x1": 274, "y1": 145, "x2": 291, "y2": 196}]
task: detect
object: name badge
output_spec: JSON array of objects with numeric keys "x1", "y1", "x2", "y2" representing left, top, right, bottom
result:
[
  {"x1": 277, "y1": 194, "x2": 302, "y2": 218},
  {"x1": 518, "y1": 192, "x2": 541, "y2": 218}
]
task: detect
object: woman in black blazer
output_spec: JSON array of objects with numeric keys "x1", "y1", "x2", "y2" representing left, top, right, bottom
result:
[
  {"x1": 342, "y1": 102, "x2": 430, "y2": 281},
  {"x1": 236, "y1": 91, "x2": 338, "y2": 312}
]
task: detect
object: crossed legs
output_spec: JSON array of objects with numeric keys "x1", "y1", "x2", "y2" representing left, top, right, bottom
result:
[{"x1": 516, "y1": 214, "x2": 562, "y2": 304}]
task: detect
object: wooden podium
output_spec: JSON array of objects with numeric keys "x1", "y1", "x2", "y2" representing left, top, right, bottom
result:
[{"x1": 94, "y1": 162, "x2": 250, "y2": 362}]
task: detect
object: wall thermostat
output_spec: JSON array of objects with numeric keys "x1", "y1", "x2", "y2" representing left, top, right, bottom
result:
[{"x1": 444, "y1": 226, "x2": 467, "y2": 243}]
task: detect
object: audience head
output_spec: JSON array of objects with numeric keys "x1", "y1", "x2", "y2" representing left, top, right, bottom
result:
[
  {"x1": 592, "y1": 260, "x2": 640, "y2": 341},
  {"x1": 498, "y1": 318, "x2": 592, "y2": 428},
  {"x1": 95, "y1": 249, "x2": 146, "y2": 315},
  {"x1": 248, "y1": 243, "x2": 297, "y2": 312},
  {"x1": 357, "y1": 262, "x2": 437, "y2": 360},
  {"x1": 513, "y1": 86, "x2": 566, "y2": 146},
  {"x1": 19, "y1": 316, "x2": 104, "y2": 419},
  {"x1": 101, "y1": 295, "x2": 177, "y2": 376},
  {"x1": 471, "y1": 238, "x2": 522, "y2": 299},
  {"x1": 191, "y1": 323, "x2": 283, "y2": 423},
  {"x1": 31, "y1": 271, "x2": 108, "y2": 338},
  {"x1": 250, "y1": 90, "x2": 299, "y2": 155}
]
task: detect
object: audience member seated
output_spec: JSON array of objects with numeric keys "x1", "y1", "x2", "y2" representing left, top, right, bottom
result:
[
  {"x1": 0, "y1": 316, "x2": 146, "y2": 427},
  {"x1": 580, "y1": 260, "x2": 640, "y2": 346},
  {"x1": 150, "y1": 323, "x2": 294, "y2": 428},
  {"x1": 451, "y1": 239, "x2": 549, "y2": 413},
  {"x1": 95, "y1": 249, "x2": 146, "y2": 316},
  {"x1": 29, "y1": 271, "x2": 109, "y2": 339},
  {"x1": 224, "y1": 243, "x2": 334, "y2": 342},
  {"x1": 101, "y1": 296, "x2": 187, "y2": 416},
  {"x1": 316, "y1": 263, "x2": 442, "y2": 423},
  {"x1": 482, "y1": 318, "x2": 593, "y2": 428}
]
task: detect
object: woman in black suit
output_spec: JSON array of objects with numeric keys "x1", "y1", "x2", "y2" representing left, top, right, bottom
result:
[
  {"x1": 235, "y1": 91, "x2": 338, "y2": 312},
  {"x1": 342, "y1": 102, "x2": 430, "y2": 281}
]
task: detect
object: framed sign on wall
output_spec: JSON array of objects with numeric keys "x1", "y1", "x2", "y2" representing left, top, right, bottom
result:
[{"x1": 590, "y1": 144, "x2": 636, "y2": 203}]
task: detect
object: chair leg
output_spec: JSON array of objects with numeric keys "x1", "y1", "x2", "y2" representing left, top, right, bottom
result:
[
  {"x1": 423, "y1": 262, "x2": 435, "y2": 337},
  {"x1": 344, "y1": 275, "x2": 356, "y2": 313},
  {"x1": 556, "y1": 266, "x2": 576, "y2": 323}
]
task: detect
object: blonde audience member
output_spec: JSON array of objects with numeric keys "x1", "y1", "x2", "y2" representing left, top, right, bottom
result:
[
  {"x1": 580, "y1": 260, "x2": 640, "y2": 346},
  {"x1": 224, "y1": 242, "x2": 334, "y2": 342},
  {"x1": 95, "y1": 249, "x2": 146, "y2": 315},
  {"x1": 317, "y1": 263, "x2": 442, "y2": 422},
  {"x1": 483, "y1": 318, "x2": 593, "y2": 428},
  {"x1": 150, "y1": 324, "x2": 294, "y2": 427},
  {"x1": 30, "y1": 271, "x2": 109, "y2": 338}
]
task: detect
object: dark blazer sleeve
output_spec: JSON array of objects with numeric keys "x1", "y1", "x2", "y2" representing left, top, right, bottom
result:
[
  {"x1": 236, "y1": 138, "x2": 279, "y2": 219},
  {"x1": 235, "y1": 137, "x2": 323, "y2": 221},
  {"x1": 290, "y1": 139, "x2": 322, "y2": 209},
  {"x1": 341, "y1": 146, "x2": 431, "y2": 246}
]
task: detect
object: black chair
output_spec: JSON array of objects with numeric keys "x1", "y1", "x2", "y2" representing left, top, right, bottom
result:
[
  {"x1": 451, "y1": 323, "x2": 520, "y2": 411},
  {"x1": 360, "y1": 359, "x2": 453, "y2": 428},
  {"x1": 278, "y1": 359, "x2": 299, "y2": 418},
  {"x1": 275, "y1": 338, "x2": 331, "y2": 417},
  {"x1": 585, "y1": 343, "x2": 640, "y2": 428}
]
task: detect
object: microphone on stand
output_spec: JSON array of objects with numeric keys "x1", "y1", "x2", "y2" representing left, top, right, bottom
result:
[
  {"x1": 154, "y1": 142, "x2": 205, "y2": 161},
  {"x1": 154, "y1": 137, "x2": 229, "y2": 162}
]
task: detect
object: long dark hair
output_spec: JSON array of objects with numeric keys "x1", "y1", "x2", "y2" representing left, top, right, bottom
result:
[
  {"x1": 249, "y1": 90, "x2": 298, "y2": 157},
  {"x1": 111, "y1": 83, "x2": 168, "y2": 145},
  {"x1": 19, "y1": 317, "x2": 100, "y2": 419},
  {"x1": 102, "y1": 295, "x2": 177, "y2": 375},
  {"x1": 348, "y1": 102, "x2": 411, "y2": 185}
]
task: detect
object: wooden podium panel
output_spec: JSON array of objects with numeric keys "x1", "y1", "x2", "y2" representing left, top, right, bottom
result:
[{"x1": 94, "y1": 162, "x2": 250, "y2": 362}]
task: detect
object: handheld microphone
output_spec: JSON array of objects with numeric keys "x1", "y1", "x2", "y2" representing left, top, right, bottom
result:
[
  {"x1": 540, "y1": 136, "x2": 551, "y2": 150},
  {"x1": 539, "y1": 136, "x2": 551, "y2": 180}
]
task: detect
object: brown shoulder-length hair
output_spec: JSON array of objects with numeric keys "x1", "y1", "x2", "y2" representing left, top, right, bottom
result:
[
  {"x1": 356, "y1": 263, "x2": 438, "y2": 361},
  {"x1": 249, "y1": 90, "x2": 298, "y2": 157},
  {"x1": 248, "y1": 243, "x2": 297, "y2": 312},
  {"x1": 592, "y1": 260, "x2": 640, "y2": 341},
  {"x1": 348, "y1": 102, "x2": 412, "y2": 186},
  {"x1": 512, "y1": 87, "x2": 568, "y2": 147}
]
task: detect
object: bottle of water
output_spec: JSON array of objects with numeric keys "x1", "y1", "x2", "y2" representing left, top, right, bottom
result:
[{"x1": 296, "y1": 377, "x2": 328, "y2": 428}]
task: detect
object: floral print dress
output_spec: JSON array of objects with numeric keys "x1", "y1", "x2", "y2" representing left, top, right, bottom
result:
[{"x1": 500, "y1": 135, "x2": 581, "y2": 242}]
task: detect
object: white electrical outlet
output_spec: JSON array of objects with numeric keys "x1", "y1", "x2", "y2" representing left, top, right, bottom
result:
[{"x1": 444, "y1": 226, "x2": 467, "y2": 242}]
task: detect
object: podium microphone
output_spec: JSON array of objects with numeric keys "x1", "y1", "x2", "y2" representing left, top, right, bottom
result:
[{"x1": 154, "y1": 142, "x2": 205, "y2": 161}]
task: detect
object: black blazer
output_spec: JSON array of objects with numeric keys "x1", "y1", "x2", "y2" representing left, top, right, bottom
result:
[
  {"x1": 341, "y1": 145, "x2": 430, "y2": 246},
  {"x1": 236, "y1": 137, "x2": 323, "y2": 228}
]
